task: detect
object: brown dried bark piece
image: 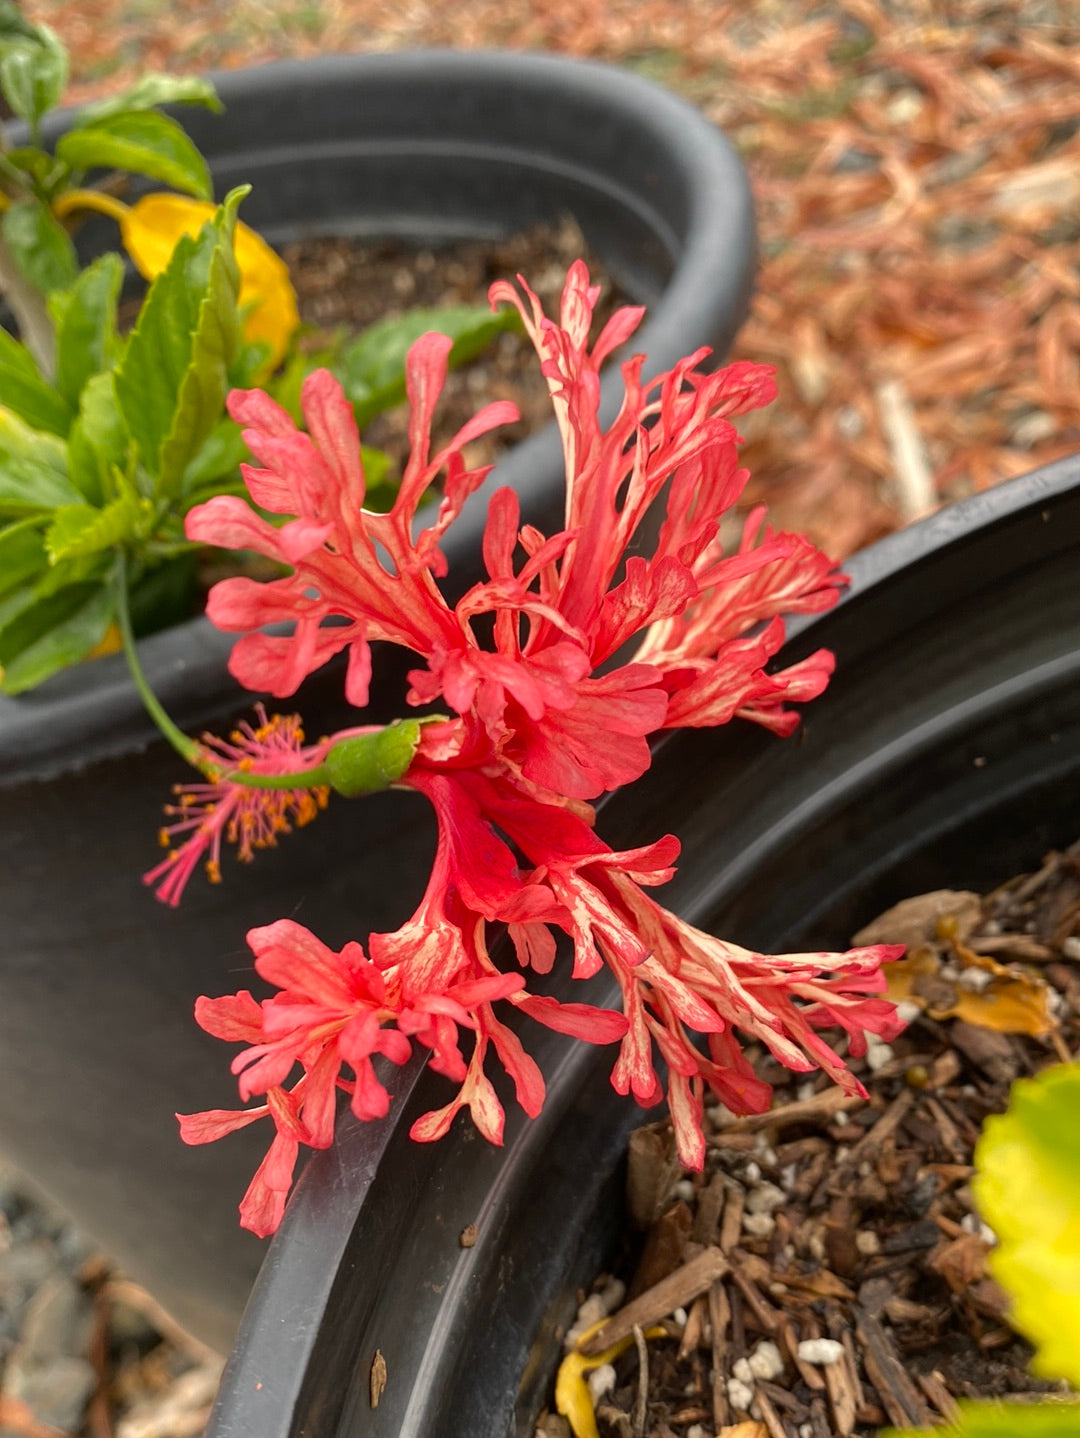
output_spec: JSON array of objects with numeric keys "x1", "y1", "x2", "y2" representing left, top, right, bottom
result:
[
  {"x1": 579, "y1": 1247, "x2": 730, "y2": 1356},
  {"x1": 854, "y1": 1308, "x2": 934, "y2": 1428}
]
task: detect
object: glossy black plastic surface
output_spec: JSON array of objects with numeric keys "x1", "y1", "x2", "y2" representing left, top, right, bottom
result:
[
  {"x1": 211, "y1": 457, "x2": 1080, "y2": 1436},
  {"x1": 0, "y1": 52, "x2": 756, "y2": 1348}
]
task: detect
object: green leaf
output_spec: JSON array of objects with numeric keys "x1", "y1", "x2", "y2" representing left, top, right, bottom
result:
[
  {"x1": 80, "y1": 74, "x2": 222, "y2": 120},
  {"x1": 0, "y1": 2, "x2": 43, "y2": 43},
  {"x1": 360, "y1": 445, "x2": 392, "y2": 492},
  {"x1": 1, "y1": 198, "x2": 78, "y2": 295},
  {"x1": 0, "y1": 518, "x2": 48, "y2": 599},
  {"x1": 45, "y1": 485, "x2": 152, "y2": 564},
  {"x1": 55, "y1": 109, "x2": 212, "y2": 201},
  {"x1": 66, "y1": 371, "x2": 131, "y2": 506},
  {"x1": 5, "y1": 144, "x2": 65, "y2": 189},
  {"x1": 0, "y1": 407, "x2": 81, "y2": 514},
  {"x1": 0, "y1": 579, "x2": 113, "y2": 693},
  {"x1": 50, "y1": 253, "x2": 123, "y2": 410},
  {"x1": 888, "y1": 1399, "x2": 1080, "y2": 1437},
  {"x1": 181, "y1": 416, "x2": 250, "y2": 491},
  {"x1": 114, "y1": 187, "x2": 244, "y2": 498},
  {"x1": 0, "y1": 327, "x2": 72, "y2": 435},
  {"x1": 973, "y1": 1063, "x2": 1080, "y2": 1388},
  {"x1": 0, "y1": 25, "x2": 67, "y2": 128},
  {"x1": 337, "y1": 302, "x2": 522, "y2": 427}
]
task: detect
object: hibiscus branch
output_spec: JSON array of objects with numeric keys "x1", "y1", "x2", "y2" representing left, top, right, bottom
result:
[{"x1": 115, "y1": 550, "x2": 425, "y2": 796}]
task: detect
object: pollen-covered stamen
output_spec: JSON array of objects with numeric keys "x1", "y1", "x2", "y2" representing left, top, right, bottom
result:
[{"x1": 143, "y1": 706, "x2": 331, "y2": 907}]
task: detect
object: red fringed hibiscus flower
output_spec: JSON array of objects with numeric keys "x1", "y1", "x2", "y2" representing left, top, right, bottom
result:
[{"x1": 169, "y1": 262, "x2": 903, "y2": 1236}]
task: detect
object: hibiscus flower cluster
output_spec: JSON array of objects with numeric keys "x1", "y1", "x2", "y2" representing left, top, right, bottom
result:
[{"x1": 157, "y1": 263, "x2": 904, "y2": 1236}]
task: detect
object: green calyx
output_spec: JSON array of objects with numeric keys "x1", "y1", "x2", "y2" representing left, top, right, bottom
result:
[{"x1": 324, "y1": 719, "x2": 422, "y2": 797}]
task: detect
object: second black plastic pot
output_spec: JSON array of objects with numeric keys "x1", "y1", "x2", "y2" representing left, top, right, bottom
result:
[
  {"x1": 209, "y1": 455, "x2": 1080, "y2": 1436},
  {"x1": 0, "y1": 50, "x2": 755, "y2": 1351}
]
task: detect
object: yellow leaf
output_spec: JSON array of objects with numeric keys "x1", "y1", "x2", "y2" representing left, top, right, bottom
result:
[
  {"x1": 884, "y1": 939, "x2": 1054, "y2": 1037},
  {"x1": 974, "y1": 1064, "x2": 1080, "y2": 1388},
  {"x1": 86, "y1": 622, "x2": 122, "y2": 660},
  {"x1": 554, "y1": 1320, "x2": 667, "y2": 1438},
  {"x1": 120, "y1": 193, "x2": 299, "y2": 371}
]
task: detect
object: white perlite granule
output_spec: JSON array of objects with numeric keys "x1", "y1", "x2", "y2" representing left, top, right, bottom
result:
[
  {"x1": 797, "y1": 1338, "x2": 845, "y2": 1367},
  {"x1": 586, "y1": 1364, "x2": 616, "y2": 1403}
]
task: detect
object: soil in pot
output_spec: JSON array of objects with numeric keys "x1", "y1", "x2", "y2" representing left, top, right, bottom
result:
[
  {"x1": 284, "y1": 214, "x2": 629, "y2": 475},
  {"x1": 541, "y1": 841, "x2": 1080, "y2": 1438}
]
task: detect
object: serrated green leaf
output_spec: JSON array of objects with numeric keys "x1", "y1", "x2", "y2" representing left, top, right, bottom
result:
[
  {"x1": 338, "y1": 302, "x2": 522, "y2": 427},
  {"x1": 114, "y1": 188, "x2": 243, "y2": 497},
  {"x1": 888, "y1": 1399, "x2": 1080, "y2": 1437},
  {"x1": 1, "y1": 198, "x2": 78, "y2": 295},
  {"x1": 0, "y1": 518, "x2": 48, "y2": 599},
  {"x1": 45, "y1": 486, "x2": 151, "y2": 563},
  {"x1": 973, "y1": 1063, "x2": 1080, "y2": 1389},
  {"x1": 0, "y1": 25, "x2": 66, "y2": 128},
  {"x1": 50, "y1": 253, "x2": 123, "y2": 410},
  {"x1": 66, "y1": 371, "x2": 130, "y2": 506},
  {"x1": 0, "y1": 579, "x2": 113, "y2": 693},
  {"x1": 0, "y1": 406, "x2": 81, "y2": 513},
  {"x1": 55, "y1": 109, "x2": 211, "y2": 200},
  {"x1": 0, "y1": 327, "x2": 72, "y2": 435},
  {"x1": 80, "y1": 73, "x2": 222, "y2": 121}
]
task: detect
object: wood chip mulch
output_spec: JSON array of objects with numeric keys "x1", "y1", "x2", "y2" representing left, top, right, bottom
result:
[
  {"x1": 539, "y1": 841, "x2": 1080, "y2": 1438},
  {"x1": 27, "y1": 0, "x2": 1080, "y2": 562}
]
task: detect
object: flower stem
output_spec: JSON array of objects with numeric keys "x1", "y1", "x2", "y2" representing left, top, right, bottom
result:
[
  {"x1": 113, "y1": 551, "x2": 420, "y2": 795},
  {"x1": 114, "y1": 553, "x2": 202, "y2": 768}
]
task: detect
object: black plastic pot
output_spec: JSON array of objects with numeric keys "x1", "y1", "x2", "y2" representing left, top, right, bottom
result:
[
  {"x1": 0, "y1": 53, "x2": 755, "y2": 1350},
  {"x1": 209, "y1": 456, "x2": 1080, "y2": 1436}
]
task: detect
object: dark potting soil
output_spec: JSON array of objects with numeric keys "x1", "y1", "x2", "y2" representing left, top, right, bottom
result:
[
  {"x1": 283, "y1": 216, "x2": 632, "y2": 478},
  {"x1": 539, "y1": 843, "x2": 1080, "y2": 1438}
]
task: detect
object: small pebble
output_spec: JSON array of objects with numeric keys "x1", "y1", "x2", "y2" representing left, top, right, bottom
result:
[
  {"x1": 746, "y1": 1182, "x2": 786, "y2": 1215},
  {"x1": 744, "y1": 1161, "x2": 761, "y2": 1183},
  {"x1": 687, "y1": 1426, "x2": 711, "y2": 1438},
  {"x1": 1063, "y1": 936, "x2": 1080, "y2": 961},
  {"x1": 896, "y1": 1000, "x2": 922, "y2": 1024},
  {"x1": 742, "y1": 1212, "x2": 776, "y2": 1238},
  {"x1": 728, "y1": 1376, "x2": 755, "y2": 1411},
  {"x1": 855, "y1": 1230, "x2": 881, "y2": 1256},
  {"x1": 673, "y1": 1307, "x2": 688, "y2": 1327},
  {"x1": 674, "y1": 1179, "x2": 695, "y2": 1202},
  {"x1": 866, "y1": 1036, "x2": 894, "y2": 1071},
  {"x1": 961, "y1": 1213, "x2": 997, "y2": 1245},
  {"x1": 598, "y1": 1278, "x2": 625, "y2": 1315},
  {"x1": 747, "y1": 1339, "x2": 784, "y2": 1382},
  {"x1": 797, "y1": 1338, "x2": 845, "y2": 1367},
  {"x1": 586, "y1": 1364, "x2": 616, "y2": 1403},
  {"x1": 565, "y1": 1294, "x2": 606, "y2": 1346},
  {"x1": 956, "y1": 967, "x2": 992, "y2": 993}
]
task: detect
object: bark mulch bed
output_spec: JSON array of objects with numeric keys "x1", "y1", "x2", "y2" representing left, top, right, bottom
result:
[
  {"x1": 31, "y1": 0, "x2": 1080, "y2": 560},
  {"x1": 538, "y1": 842, "x2": 1080, "y2": 1438}
]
